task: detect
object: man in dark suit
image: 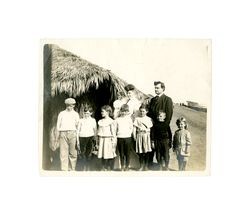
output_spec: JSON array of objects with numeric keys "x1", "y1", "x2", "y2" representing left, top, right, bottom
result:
[{"x1": 148, "y1": 81, "x2": 173, "y2": 170}]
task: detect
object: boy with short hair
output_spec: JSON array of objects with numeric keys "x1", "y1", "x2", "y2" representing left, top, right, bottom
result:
[
  {"x1": 115, "y1": 104, "x2": 134, "y2": 171},
  {"x1": 77, "y1": 105, "x2": 97, "y2": 171},
  {"x1": 151, "y1": 110, "x2": 172, "y2": 170}
]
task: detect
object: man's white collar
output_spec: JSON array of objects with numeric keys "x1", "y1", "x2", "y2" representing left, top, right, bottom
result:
[{"x1": 156, "y1": 92, "x2": 164, "y2": 97}]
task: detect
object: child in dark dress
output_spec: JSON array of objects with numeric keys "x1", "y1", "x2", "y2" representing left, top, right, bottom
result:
[{"x1": 151, "y1": 111, "x2": 172, "y2": 170}]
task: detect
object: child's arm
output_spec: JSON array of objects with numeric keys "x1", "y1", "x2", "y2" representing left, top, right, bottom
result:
[
  {"x1": 129, "y1": 118, "x2": 134, "y2": 135},
  {"x1": 110, "y1": 122, "x2": 117, "y2": 147},
  {"x1": 148, "y1": 118, "x2": 153, "y2": 129},
  {"x1": 133, "y1": 118, "x2": 140, "y2": 139},
  {"x1": 93, "y1": 120, "x2": 97, "y2": 140},
  {"x1": 132, "y1": 125, "x2": 137, "y2": 141},
  {"x1": 185, "y1": 131, "x2": 192, "y2": 154},
  {"x1": 113, "y1": 119, "x2": 118, "y2": 136},
  {"x1": 150, "y1": 125, "x2": 155, "y2": 149},
  {"x1": 75, "y1": 113, "x2": 80, "y2": 130},
  {"x1": 76, "y1": 121, "x2": 81, "y2": 150},
  {"x1": 172, "y1": 132, "x2": 177, "y2": 152}
]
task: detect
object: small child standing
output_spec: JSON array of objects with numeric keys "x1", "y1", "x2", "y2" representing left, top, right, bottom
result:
[
  {"x1": 115, "y1": 104, "x2": 133, "y2": 171},
  {"x1": 151, "y1": 111, "x2": 172, "y2": 171},
  {"x1": 133, "y1": 104, "x2": 153, "y2": 171},
  {"x1": 97, "y1": 105, "x2": 117, "y2": 171},
  {"x1": 173, "y1": 117, "x2": 192, "y2": 171},
  {"x1": 77, "y1": 105, "x2": 97, "y2": 171}
]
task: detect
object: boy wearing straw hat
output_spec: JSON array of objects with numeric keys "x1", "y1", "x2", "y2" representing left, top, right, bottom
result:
[{"x1": 56, "y1": 98, "x2": 79, "y2": 171}]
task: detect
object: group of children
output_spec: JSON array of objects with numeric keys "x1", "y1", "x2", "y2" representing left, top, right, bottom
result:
[{"x1": 76, "y1": 103, "x2": 192, "y2": 171}]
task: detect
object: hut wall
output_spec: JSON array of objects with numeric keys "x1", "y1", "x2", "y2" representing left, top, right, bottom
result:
[{"x1": 43, "y1": 45, "x2": 52, "y2": 170}]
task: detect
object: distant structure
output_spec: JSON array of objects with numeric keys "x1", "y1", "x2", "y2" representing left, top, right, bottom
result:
[
  {"x1": 178, "y1": 100, "x2": 207, "y2": 112},
  {"x1": 185, "y1": 101, "x2": 207, "y2": 112}
]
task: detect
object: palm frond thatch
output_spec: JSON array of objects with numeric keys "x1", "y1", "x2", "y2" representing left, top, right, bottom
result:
[{"x1": 49, "y1": 44, "x2": 147, "y2": 100}]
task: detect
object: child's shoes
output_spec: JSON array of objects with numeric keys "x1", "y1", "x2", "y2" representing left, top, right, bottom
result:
[
  {"x1": 124, "y1": 166, "x2": 129, "y2": 171},
  {"x1": 139, "y1": 166, "x2": 144, "y2": 171}
]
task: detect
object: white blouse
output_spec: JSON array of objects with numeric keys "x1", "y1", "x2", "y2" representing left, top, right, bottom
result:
[
  {"x1": 97, "y1": 118, "x2": 115, "y2": 137},
  {"x1": 77, "y1": 117, "x2": 97, "y2": 137},
  {"x1": 115, "y1": 115, "x2": 133, "y2": 138}
]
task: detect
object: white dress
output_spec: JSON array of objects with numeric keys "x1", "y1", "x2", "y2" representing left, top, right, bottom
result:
[
  {"x1": 133, "y1": 116, "x2": 153, "y2": 153},
  {"x1": 97, "y1": 118, "x2": 117, "y2": 159}
]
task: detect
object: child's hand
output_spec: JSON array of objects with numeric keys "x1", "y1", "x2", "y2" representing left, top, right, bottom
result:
[
  {"x1": 111, "y1": 137, "x2": 117, "y2": 145},
  {"x1": 111, "y1": 138, "x2": 117, "y2": 152},
  {"x1": 77, "y1": 144, "x2": 80, "y2": 151},
  {"x1": 185, "y1": 146, "x2": 190, "y2": 154},
  {"x1": 77, "y1": 149, "x2": 81, "y2": 156},
  {"x1": 151, "y1": 141, "x2": 155, "y2": 149},
  {"x1": 139, "y1": 127, "x2": 146, "y2": 132},
  {"x1": 76, "y1": 139, "x2": 80, "y2": 150}
]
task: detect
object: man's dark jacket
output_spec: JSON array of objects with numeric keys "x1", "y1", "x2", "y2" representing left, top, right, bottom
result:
[{"x1": 148, "y1": 93, "x2": 173, "y2": 139}]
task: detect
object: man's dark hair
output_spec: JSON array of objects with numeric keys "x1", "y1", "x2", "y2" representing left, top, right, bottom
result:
[{"x1": 154, "y1": 81, "x2": 165, "y2": 91}]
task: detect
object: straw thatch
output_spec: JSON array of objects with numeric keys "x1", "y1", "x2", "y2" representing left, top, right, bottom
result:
[
  {"x1": 43, "y1": 44, "x2": 147, "y2": 170},
  {"x1": 50, "y1": 44, "x2": 146, "y2": 100}
]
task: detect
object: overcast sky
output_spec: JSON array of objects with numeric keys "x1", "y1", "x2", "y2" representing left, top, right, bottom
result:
[{"x1": 44, "y1": 39, "x2": 211, "y2": 105}]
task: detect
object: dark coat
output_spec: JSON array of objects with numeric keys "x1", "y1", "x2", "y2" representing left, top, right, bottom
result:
[{"x1": 148, "y1": 93, "x2": 173, "y2": 139}]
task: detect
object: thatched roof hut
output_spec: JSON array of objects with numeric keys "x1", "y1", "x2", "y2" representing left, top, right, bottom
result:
[{"x1": 43, "y1": 44, "x2": 147, "y2": 170}]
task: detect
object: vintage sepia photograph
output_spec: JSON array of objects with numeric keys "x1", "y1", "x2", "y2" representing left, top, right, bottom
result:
[
  {"x1": 4, "y1": 0, "x2": 250, "y2": 215},
  {"x1": 40, "y1": 39, "x2": 211, "y2": 175}
]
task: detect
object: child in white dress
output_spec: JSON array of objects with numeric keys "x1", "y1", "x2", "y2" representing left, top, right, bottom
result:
[
  {"x1": 173, "y1": 117, "x2": 192, "y2": 171},
  {"x1": 133, "y1": 104, "x2": 153, "y2": 171},
  {"x1": 97, "y1": 105, "x2": 117, "y2": 171}
]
